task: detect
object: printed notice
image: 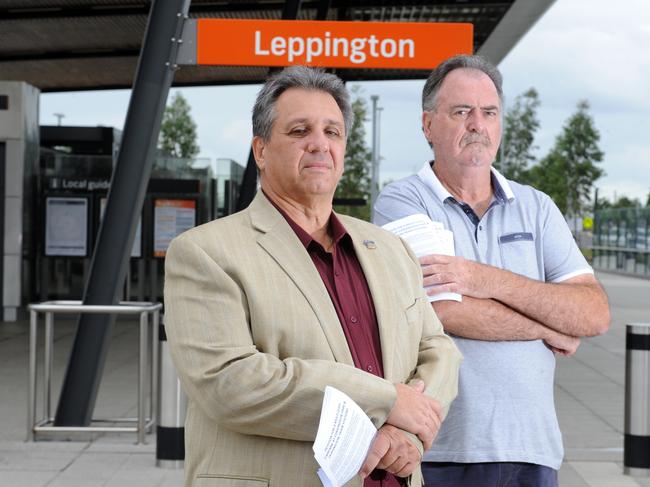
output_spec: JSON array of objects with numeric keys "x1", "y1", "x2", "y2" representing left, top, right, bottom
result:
[
  {"x1": 153, "y1": 199, "x2": 196, "y2": 258},
  {"x1": 45, "y1": 197, "x2": 88, "y2": 256},
  {"x1": 382, "y1": 213, "x2": 462, "y2": 302},
  {"x1": 313, "y1": 386, "x2": 377, "y2": 487},
  {"x1": 100, "y1": 197, "x2": 142, "y2": 258}
]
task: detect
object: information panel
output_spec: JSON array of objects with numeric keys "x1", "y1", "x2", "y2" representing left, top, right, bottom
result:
[
  {"x1": 153, "y1": 199, "x2": 196, "y2": 258},
  {"x1": 99, "y1": 197, "x2": 142, "y2": 258},
  {"x1": 45, "y1": 197, "x2": 88, "y2": 256}
]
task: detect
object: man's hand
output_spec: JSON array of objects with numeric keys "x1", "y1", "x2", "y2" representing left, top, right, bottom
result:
[
  {"x1": 359, "y1": 425, "x2": 422, "y2": 479},
  {"x1": 419, "y1": 254, "x2": 496, "y2": 299},
  {"x1": 543, "y1": 329, "x2": 581, "y2": 356},
  {"x1": 386, "y1": 381, "x2": 442, "y2": 450}
]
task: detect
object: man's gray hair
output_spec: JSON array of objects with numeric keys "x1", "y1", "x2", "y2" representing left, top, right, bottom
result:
[
  {"x1": 252, "y1": 66, "x2": 353, "y2": 141},
  {"x1": 422, "y1": 55, "x2": 503, "y2": 112}
]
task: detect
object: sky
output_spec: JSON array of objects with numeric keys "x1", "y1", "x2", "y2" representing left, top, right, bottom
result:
[{"x1": 40, "y1": 0, "x2": 650, "y2": 203}]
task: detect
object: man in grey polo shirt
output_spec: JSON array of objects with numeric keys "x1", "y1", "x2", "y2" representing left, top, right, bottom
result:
[{"x1": 373, "y1": 55, "x2": 611, "y2": 487}]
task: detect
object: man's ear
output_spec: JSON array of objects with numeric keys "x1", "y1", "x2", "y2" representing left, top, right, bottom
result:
[
  {"x1": 422, "y1": 111, "x2": 433, "y2": 145},
  {"x1": 252, "y1": 136, "x2": 265, "y2": 172}
]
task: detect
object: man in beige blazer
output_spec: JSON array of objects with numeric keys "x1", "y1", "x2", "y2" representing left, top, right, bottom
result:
[{"x1": 164, "y1": 66, "x2": 462, "y2": 487}]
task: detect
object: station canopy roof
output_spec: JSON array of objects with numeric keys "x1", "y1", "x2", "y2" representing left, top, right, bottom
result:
[{"x1": 0, "y1": 0, "x2": 555, "y2": 92}]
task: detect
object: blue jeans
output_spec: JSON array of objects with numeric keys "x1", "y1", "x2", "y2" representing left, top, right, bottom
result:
[{"x1": 422, "y1": 462, "x2": 558, "y2": 487}]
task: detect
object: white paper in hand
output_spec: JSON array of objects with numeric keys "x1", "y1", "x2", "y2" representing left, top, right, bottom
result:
[
  {"x1": 382, "y1": 213, "x2": 462, "y2": 302},
  {"x1": 313, "y1": 386, "x2": 377, "y2": 487}
]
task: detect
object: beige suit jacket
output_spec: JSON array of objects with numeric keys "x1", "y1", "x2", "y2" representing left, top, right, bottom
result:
[{"x1": 164, "y1": 192, "x2": 461, "y2": 487}]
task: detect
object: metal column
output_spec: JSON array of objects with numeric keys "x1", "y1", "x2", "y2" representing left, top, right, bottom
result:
[
  {"x1": 235, "y1": 0, "x2": 304, "y2": 213},
  {"x1": 54, "y1": 0, "x2": 190, "y2": 426},
  {"x1": 625, "y1": 323, "x2": 650, "y2": 476}
]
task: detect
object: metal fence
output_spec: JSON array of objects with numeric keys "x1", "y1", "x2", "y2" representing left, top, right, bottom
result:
[{"x1": 592, "y1": 207, "x2": 650, "y2": 276}]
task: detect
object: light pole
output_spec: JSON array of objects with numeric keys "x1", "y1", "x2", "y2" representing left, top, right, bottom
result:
[
  {"x1": 53, "y1": 113, "x2": 65, "y2": 126},
  {"x1": 370, "y1": 95, "x2": 381, "y2": 216}
]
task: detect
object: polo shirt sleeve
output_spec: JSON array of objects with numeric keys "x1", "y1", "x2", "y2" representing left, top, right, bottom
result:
[
  {"x1": 373, "y1": 179, "x2": 429, "y2": 226},
  {"x1": 540, "y1": 192, "x2": 594, "y2": 283}
]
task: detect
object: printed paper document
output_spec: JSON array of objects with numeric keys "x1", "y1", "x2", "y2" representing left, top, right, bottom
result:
[
  {"x1": 382, "y1": 213, "x2": 462, "y2": 302},
  {"x1": 313, "y1": 386, "x2": 377, "y2": 487}
]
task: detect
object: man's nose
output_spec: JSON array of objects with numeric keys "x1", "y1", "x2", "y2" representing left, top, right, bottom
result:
[
  {"x1": 466, "y1": 111, "x2": 486, "y2": 133},
  {"x1": 306, "y1": 132, "x2": 329, "y2": 152}
]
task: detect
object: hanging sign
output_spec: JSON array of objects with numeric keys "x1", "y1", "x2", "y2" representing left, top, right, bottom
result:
[{"x1": 194, "y1": 19, "x2": 473, "y2": 69}]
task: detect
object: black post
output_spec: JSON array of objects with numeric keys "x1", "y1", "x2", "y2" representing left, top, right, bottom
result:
[
  {"x1": 0, "y1": 142, "x2": 5, "y2": 313},
  {"x1": 235, "y1": 0, "x2": 303, "y2": 213},
  {"x1": 54, "y1": 0, "x2": 190, "y2": 426},
  {"x1": 235, "y1": 148, "x2": 257, "y2": 213}
]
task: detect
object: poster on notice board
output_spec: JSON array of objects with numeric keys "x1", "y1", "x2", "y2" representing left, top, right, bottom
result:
[
  {"x1": 45, "y1": 196, "x2": 88, "y2": 256},
  {"x1": 99, "y1": 197, "x2": 142, "y2": 258},
  {"x1": 153, "y1": 199, "x2": 196, "y2": 258}
]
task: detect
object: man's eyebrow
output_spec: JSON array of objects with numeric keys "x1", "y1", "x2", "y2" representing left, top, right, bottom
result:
[
  {"x1": 324, "y1": 118, "x2": 344, "y2": 127},
  {"x1": 283, "y1": 117, "x2": 309, "y2": 127},
  {"x1": 283, "y1": 117, "x2": 343, "y2": 127},
  {"x1": 448, "y1": 103, "x2": 500, "y2": 111}
]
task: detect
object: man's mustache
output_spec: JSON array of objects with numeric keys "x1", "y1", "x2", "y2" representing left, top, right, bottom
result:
[{"x1": 461, "y1": 133, "x2": 490, "y2": 146}]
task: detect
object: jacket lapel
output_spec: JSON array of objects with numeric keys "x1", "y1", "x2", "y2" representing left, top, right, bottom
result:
[
  {"x1": 344, "y1": 218, "x2": 399, "y2": 382},
  {"x1": 249, "y1": 193, "x2": 354, "y2": 366}
]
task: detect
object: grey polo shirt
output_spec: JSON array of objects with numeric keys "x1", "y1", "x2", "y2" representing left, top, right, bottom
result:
[{"x1": 373, "y1": 161, "x2": 593, "y2": 470}]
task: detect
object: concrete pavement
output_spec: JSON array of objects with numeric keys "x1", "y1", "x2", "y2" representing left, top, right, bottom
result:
[{"x1": 0, "y1": 271, "x2": 649, "y2": 486}]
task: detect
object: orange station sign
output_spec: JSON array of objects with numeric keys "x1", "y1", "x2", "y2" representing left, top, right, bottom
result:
[{"x1": 196, "y1": 19, "x2": 473, "y2": 69}]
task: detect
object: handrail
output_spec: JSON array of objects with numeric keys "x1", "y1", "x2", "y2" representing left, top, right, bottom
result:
[
  {"x1": 590, "y1": 245, "x2": 650, "y2": 254},
  {"x1": 29, "y1": 300, "x2": 162, "y2": 314},
  {"x1": 27, "y1": 300, "x2": 161, "y2": 444}
]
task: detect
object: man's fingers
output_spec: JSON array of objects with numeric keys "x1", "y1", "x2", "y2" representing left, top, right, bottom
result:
[
  {"x1": 430, "y1": 398, "x2": 443, "y2": 419},
  {"x1": 382, "y1": 454, "x2": 409, "y2": 475},
  {"x1": 426, "y1": 283, "x2": 456, "y2": 295},
  {"x1": 394, "y1": 461, "x2": 418, "y2": 478},
  {"x1": 409, "y1": 379, "x2": 425, "y2": 393},
  {"x1": 420, "y1": 264, "x2": 448, "y2": 277},
  {"x1": 418, "y1": 254, "x2": 449, "y2": 266},
  {"x1": 359, "y1": 432, "x2": 390, "y2": 478},
  {"x1": 423, "y1": 273, "x2": 455, "y2": 287}
]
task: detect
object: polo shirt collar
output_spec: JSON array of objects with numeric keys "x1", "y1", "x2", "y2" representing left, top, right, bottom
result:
[{"x1": 416, "y1": 160, "x2": 515, "y2": 204}]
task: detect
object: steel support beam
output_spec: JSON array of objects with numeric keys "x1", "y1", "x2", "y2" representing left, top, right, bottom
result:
[
  {"x1": 235, "y1": 0, "x2": 305, "y2": 212},
  {"x1": 54, "y1": 0, "x2": 190, "y2": 426}
]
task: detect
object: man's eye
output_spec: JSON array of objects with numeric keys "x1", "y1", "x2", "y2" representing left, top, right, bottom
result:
[
  {"x1": 288, "y1": 127, "x2": 308, "y2": 136},
  {"x1": 454, "y1": 110, "x2": 469, "y2": 117},
  {"x1": 485, "y1": 110, "x2": 498, "y2": 117},
  {"x1": 326, "y1": 129, "x2": 341, "y2": 137}
]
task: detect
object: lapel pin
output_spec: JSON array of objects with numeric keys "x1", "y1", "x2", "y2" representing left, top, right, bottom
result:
[{"x1": 363, "y1": 240, "x2": 377, "y2": 249}]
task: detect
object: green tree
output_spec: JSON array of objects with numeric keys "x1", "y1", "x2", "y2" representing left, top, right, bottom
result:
[
  {"x1": 646, "y1": 190, "x2": 650, "y2": 207},
  {"x1": 594, "y1": 196, "x2": 641, "y2": 210},
  {"x1": 613, "y1": 196, "x2": 641, "y2": 209},
  {"x1": 334, "y1": 85, "x2": 372, "y2": 220},
  {"x1": 495, "y1": 88, "x2": 540, "y2": 182},
  {"x1": 528, "y1": 100, "x2": 604, "y2": 218},
  {"x1": 159, "y1": 92, "x2": 199, "y2": 161}
]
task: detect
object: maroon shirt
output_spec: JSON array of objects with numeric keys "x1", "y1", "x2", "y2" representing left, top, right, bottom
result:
[{"x1": 274, "y1": 203, "x2": 405, "y2": 487}]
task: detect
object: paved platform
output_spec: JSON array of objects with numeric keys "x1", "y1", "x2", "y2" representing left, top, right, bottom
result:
[{"x1": 1, "y1": 271, "x2": 649, "y2": 486}]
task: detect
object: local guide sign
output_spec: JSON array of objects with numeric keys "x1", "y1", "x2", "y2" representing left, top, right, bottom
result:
[{"x1": 196, "y1": 19, "x2": 473, "y2": 69}]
